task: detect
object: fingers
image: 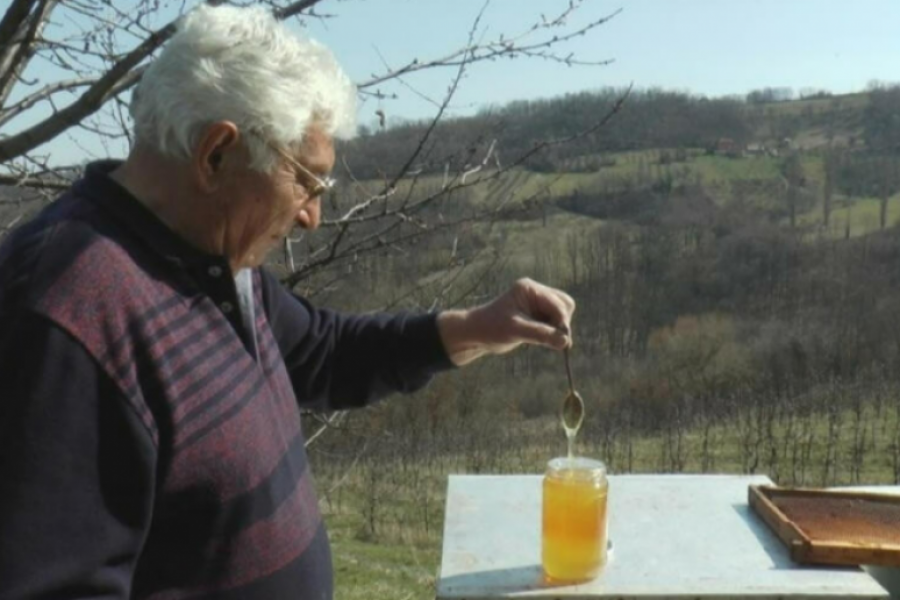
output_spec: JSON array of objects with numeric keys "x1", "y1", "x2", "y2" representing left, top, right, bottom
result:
[
  {"x1": 515, "y1": 278, "x2": 576, "y2": 346},
  {"x1": 556, "y1": 325, "x2": 572, "y2": 348},
  {"x1": 510, "y1": 314, "x2": 569, "y2": 351},
  {"x1": 456, "y1": 278, "x2": 576, "y2": 363}
]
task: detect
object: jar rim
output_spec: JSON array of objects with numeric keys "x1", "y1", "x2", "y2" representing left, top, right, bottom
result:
[{"x1": 546, "y1": 456, "x2": 607, "y2": 480}]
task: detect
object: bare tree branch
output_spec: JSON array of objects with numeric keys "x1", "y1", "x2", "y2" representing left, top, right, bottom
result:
[
  {"x1": 284, "y1": 163, "x2": 552, "y2": 288},
  {"x1": 305, "y1": 410, "x2": 348, "y2": 448},
  {"x1": 0, "y1": 20, "x2": 166, "y2": 161},
  {"x1": 274, "y1": 0, "x2": 326, "y2": 20},
  {"x1": 357, "y1": 4, "x2": 620, "y2": 90},
  {"x1": 2, "y1": 214, "x2": 22, "y2": 230},
  {"x1": 507, "y1": 82, "x2": 632, "y2": 166},
  {"x1": 281, "y1": 0, "x2": 492, "y2": 287},
  {"x1": 0, "y1": 76, "x2": 97, "y2": 128},
  {"x1": 0, "y1": 175, "x2": 72, "y2": 190},
  {"x1": 281, "y1": 82, "x2": 630, "y2": 290},
  {"x1": 0, "y1": 0, "x2": 37, "y2": 51},
  {"x1": 0, "y1": 0, "x2": 333, "y2": 162},
  {"x1": 0, "y1": 172, "x2": 71, "y2": 189},
  {"x1": 0, "y1": 0, "x2": 59, "y2": 107},
  {"x1": 1, "y1": 0, "x2": 617, "y2": 169}
]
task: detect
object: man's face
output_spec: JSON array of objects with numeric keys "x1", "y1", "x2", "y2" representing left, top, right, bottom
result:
[{"x1": 223, "y1": 128, "x2": 335, "y2": 270}]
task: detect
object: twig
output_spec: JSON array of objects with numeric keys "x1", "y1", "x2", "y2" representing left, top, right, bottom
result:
[
  {"x1": 0, "y1": 173, "x2": 71, "y2": 189},
  {"x1": 357, "y1": 6, "x2": 621, "y2": 90},
  {"x1": 305, "y1": 410, "x2": 348, "y2": 448}
]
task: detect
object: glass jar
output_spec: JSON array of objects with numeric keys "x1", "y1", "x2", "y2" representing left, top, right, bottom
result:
[{"x1": 541, "y1": 456, "x2": 609, "y2": 582}]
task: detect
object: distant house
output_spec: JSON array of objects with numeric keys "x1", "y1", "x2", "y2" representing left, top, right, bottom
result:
[
  {"x1": 744, "y1": 143, "x2": 779, "y2": 158},
  {"x1": 745, "y1": 143, "x2": 765, "y2": 157},
  {"x1": 715, "y1": 137, "x2": 742, "y2": 158}
]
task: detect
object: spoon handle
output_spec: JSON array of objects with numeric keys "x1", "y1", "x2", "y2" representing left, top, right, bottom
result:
[{"x1": 563, "y1": 347, "x2": 575, "y2": 394}]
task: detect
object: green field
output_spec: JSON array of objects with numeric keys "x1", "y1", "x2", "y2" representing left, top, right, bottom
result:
[
  {"x1": 751, "y1": 91, "x2": 869, "y2": 117},
  {"x1": 449, "y1": 152, "x2": 824, "y2": 205},
  {"x1": 815, "y1": 195, "x2": 900, "y2": 235}
]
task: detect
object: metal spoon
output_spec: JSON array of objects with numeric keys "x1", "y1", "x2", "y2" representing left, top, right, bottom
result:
[{"x1": 561, "y1": 344, "x2": 585, "y2": 437}]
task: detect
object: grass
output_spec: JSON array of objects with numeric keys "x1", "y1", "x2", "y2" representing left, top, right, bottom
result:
[
  {"x1": 328, "y1": 511, "x2": 440, "y2": 600},
  {"x1": 830, "y1": 196, "x2": 900, "y2": 234},
  {"x1": 797, "y1": 194, "x2": 900, "y2": 237},
  {"x1": 690, "y1": 155, "x2": 782, "y2": 183}
]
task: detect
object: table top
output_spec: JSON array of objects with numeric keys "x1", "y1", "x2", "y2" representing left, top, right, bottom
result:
[{"x1": 436, "y1": 474, "x2": 892, "y2": 599}]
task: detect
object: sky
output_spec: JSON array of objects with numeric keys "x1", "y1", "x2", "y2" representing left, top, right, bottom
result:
[
  {"x1": 305, "y1": 0, "x2": 900, "y2": 128},
  {"x1": 9, "y1": 0, "x2": 900, "y2": 165}
]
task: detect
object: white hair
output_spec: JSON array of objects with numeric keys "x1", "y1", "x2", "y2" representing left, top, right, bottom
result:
[{"x1": 130, "y1": 4, "x2": 357, "y2": 172}]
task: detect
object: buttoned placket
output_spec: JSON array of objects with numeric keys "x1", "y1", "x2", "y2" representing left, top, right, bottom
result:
[{"x1": 196, "y1": 261, "x2": 253, "y2": 355}]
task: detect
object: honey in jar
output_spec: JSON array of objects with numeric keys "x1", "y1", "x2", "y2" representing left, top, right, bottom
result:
[{"x1": 542, "y1": 456, "x2": 609, "y2": 582}]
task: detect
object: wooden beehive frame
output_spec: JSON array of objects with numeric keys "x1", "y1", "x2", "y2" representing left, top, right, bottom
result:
[{"x1": 749, "y1": 484, "x2": 900, "y2": 568}]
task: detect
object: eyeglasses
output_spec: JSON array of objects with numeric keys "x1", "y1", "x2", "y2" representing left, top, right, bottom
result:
[{"x1": 267, "y1": 141, "x2": 336, "y2": 199}]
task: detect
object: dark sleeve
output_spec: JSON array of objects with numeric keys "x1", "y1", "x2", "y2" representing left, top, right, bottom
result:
[
  {"x1": 0, "y1": 312, "x2": 156, "y2": 599},
  {"x1": 259, "y1": 269, "x2": 456, "y2": 411}
]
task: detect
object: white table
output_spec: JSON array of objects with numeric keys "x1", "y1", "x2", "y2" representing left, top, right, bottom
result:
[{"x1": 436, "y1": 474, "x2": 892, "y2": 599}]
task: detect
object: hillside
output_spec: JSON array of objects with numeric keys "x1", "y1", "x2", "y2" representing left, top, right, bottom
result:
[
  {"x1": 336, "y1": 88, "x2": 881, "y2": 180},
  {"x1": 296, "y1": 87, "x2": 900, "y2": 600}
]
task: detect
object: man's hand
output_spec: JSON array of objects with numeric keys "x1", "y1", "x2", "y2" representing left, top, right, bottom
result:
[{"x1": 437, "y1": 278, "x2": 575, "y2": 367}]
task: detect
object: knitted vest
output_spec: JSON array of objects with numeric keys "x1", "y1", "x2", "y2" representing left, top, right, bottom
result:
[{"x1": 31, "y1": 193, "x2": 330, "y2": 599}]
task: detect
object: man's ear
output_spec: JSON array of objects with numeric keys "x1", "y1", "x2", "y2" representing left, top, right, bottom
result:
[{"x1": 192, "y1": 121, "x2": 241, "y2": 193}]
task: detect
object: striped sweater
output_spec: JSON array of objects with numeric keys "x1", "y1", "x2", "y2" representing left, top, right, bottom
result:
[{"x1": 0, "y1": 161, "x2": 453, "y2": 599}]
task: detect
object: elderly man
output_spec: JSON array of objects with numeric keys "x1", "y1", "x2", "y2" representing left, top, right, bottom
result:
[{"x1": 0, "y1": 5, "x2": 574, "y2": 600}]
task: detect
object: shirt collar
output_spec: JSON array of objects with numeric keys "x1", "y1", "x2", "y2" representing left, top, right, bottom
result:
[{"x1": 74, "y1": 160, "x2": 230, "y2": 272}]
